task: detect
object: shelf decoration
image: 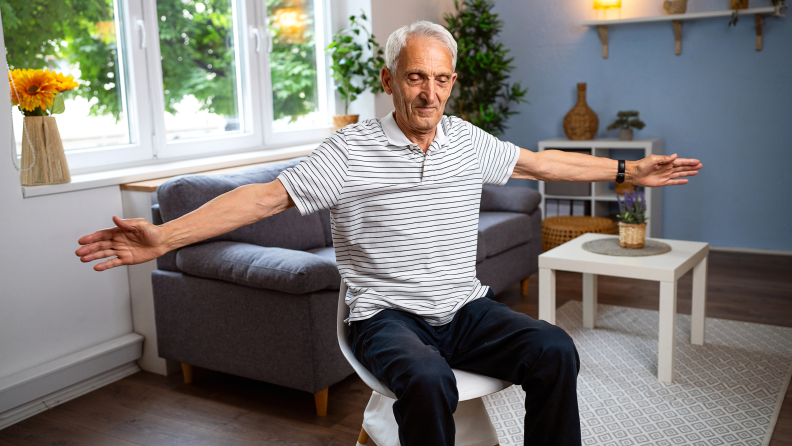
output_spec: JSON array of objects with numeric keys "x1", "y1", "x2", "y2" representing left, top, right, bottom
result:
[
  {"x1": 663, "y1": 0, "x2": 688, "y2": 15},
  {"x1": 563, "y1": 83, "x2": 599, "y2": 141},
  {"x1": 581, "y1": 5, "x2": 786, "y2": 57}
]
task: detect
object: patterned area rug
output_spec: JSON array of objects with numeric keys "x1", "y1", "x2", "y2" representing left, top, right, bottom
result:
[{"x1": 482, "y1": 301, "x2": 792, "y2": 446}]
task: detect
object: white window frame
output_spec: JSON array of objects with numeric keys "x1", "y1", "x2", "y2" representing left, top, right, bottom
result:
[{"x1": 8, "y1": 0, "x2": 334, "y2": 175}]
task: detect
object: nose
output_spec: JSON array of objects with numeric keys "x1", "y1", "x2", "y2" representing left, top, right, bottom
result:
[{"x1": 420, "y1": 79, "x2": 436, "y2": 104}]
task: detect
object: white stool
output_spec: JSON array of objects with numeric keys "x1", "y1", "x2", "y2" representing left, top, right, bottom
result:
[{"x1": 336, "y1": 282, "x2": 510, "y2": 446}]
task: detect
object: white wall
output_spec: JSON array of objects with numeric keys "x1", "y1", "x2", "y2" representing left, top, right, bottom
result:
[
  {"x1": 371, "y1": 0, "x2": 457, "y2": 118},
  {"x1": 0, "y1": 10, "x2": 135, "y2": 411}
]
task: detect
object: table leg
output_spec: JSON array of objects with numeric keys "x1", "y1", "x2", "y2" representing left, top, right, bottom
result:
[
  {"x1": 691, "y1": 255, "x2": 708, "y2": 345},
  {"x1": 582, "y1": 273, "x2": 598, "y2": 329},
  {"x1": 539, "y1": 268, "x2": 556, "y2": 325},
  {"x1": 658, "y1": 280, "x2": 677, "y2": 383}
]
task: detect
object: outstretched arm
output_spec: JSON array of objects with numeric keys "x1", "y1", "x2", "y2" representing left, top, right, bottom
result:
[
  {"x1": 510, "y1": 148, "x2": 702, "y2": 187},
  {"x1": 76, "y1": 179, "x2": 295, "y2": 271}
]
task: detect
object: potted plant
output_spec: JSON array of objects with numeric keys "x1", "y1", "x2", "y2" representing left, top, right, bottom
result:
[
  {"x1": 615, "y1": 189, "x2": 649, "y2": 249},
  {"x1": 606, "y1": 110, "x2": 646, "y2": 141},
  {"x1": 8, "y1": 68, "x2": 78, "y2": 185},
  {"x1": 326, "y1": 12, "x2": 385, "y2": 131},
  {"x1": 444, "y1": 0, "x2": 528, "y2": 136}
]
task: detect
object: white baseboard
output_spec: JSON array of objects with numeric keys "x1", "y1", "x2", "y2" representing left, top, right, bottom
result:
[
  {"x1": 0, "y1": 333, "x2": 143, "y2": 429},
  {"x1": 0, "y1": 362, "x2": 140, "y2": 430},
  {"x1": 710, "y1": 245, "x2": 792, "y2": 256}
]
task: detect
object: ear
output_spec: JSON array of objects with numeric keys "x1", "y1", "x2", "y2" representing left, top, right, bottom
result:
[{"x1": 381, "y1": 67, "x2": 394, "y2": 95}]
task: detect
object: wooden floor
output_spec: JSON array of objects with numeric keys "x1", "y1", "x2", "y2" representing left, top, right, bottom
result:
[{"x1": 1, "y1": 250, "x2": 790, "y2": 446}]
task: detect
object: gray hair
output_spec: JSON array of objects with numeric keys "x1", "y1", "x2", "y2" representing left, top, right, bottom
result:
[{"x1": 385, "y1": 21, "x2": 457, "y2": 73}]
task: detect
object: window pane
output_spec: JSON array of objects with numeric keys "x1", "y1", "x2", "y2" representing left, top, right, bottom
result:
[
  {"x1": 3, "y1": 0, "x2": 132, "y2": 153},
  {"x1": 268, "y1": 0, "x2": 324, "y2": 130},
  {"x1": 158, "y1": 0, "x2": 243, "y2": 141}
]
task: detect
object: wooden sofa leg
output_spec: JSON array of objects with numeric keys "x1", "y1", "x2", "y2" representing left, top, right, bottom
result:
[
  {"x1": 181, "y1": 363, "x2": 193, "y2": 384},
  {"x1": 521, "y1": 277, "x2": 530, "y2": 297},
  {"x1": 357, "y1": 427, "x2": 370, "y2": 445},
  {"x1": 314, "y1": 388, "x2": 328, "y2": 416}
]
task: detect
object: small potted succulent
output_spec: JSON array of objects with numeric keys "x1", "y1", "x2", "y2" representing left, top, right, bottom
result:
[
  {"x1": 615, "y1": 189, "x2": 649, "y2": 249},
  {"x1": 607, "y1": 110, "x2": 646, "y2": 141}
]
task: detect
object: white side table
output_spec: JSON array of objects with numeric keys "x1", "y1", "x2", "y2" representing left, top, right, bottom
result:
[{"x1": 538, "y1": 233, "x2": 709, "y2": 383}]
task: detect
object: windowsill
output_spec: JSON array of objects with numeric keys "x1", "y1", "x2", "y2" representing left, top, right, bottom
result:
[{"x1": 21, "y1": 144, "x2": 317, "y2": 198}]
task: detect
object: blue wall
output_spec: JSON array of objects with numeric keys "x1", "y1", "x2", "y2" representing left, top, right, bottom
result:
[{"x1": 496, "y1": 0, "x2": 792, "y2": 251}]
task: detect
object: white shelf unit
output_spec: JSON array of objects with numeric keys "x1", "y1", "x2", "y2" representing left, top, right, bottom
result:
[{"x1": 537, "y1": 138, "x2": 664, "y2": 238}]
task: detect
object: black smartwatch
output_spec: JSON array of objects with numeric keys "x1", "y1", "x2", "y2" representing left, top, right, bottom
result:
[{"x1": 616, "y1": 159, "x2": 625, "y2": 184}]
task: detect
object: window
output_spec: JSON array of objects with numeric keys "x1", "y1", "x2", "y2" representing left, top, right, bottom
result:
[{"x1": 2, "y1": 0, "x2": 333, "y2": 172}]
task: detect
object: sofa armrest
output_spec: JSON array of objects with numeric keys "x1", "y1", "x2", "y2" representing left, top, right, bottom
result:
[
  {"x1": 151, "y1": 204, "x2": 179, "y2": 272},
  {"x1": 480, "y1": 185, "x2": 541, "y2": 214}
]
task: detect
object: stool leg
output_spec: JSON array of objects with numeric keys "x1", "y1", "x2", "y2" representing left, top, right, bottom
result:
[
  {"x1": 181, "y1": 363, "x2": 193, "y2": 384},
  {"x1": 357, "y1": 427, "x2": 369, "y2": 445},
  {"x1": 521, "y1": 277, "x2": 530, "y2": 297}
]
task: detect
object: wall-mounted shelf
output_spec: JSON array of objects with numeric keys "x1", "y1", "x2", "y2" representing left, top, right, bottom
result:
[{"x1": 581, "y1": 6, "x2": 787, "y2": 57}]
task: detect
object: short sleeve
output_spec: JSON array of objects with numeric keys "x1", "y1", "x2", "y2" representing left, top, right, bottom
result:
[
  {"x1": 277, "y1": 132, "x2": 349, "y2": 216},
  {"x1": 467, "y1": 122, "x2": 521, "y2": 185}
]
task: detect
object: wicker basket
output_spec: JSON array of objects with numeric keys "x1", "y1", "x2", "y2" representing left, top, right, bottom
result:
[
  {"x1": 618, "y1": 221, "x2": 647, "y2": 249},
  {"x1": 542, "y1": 216, "x2": 618, "y2": 252}
]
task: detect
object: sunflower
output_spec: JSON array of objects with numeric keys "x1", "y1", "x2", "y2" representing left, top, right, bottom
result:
[
  {"x1": 51, "y1": 71, "x2": 79, "y2": 92},
  {"x1": 8, "y1": 69, "x2": 60, "y2": 112}
]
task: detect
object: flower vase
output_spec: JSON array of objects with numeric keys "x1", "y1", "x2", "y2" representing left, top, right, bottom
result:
[
  {"x1": 563, "y1": 83, "x2": 599, "y2": 140},
  {"x1": 20, "y1": 116, "x2": 71, "y2": 186},
  {"x1": 618, "y1": 221, "x2": 647, "y2": 249},
  {"x1": 332, "y1": 114, "x2": 359, "y2": 132}
]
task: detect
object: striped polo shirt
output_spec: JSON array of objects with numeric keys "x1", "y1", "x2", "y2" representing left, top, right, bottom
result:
[{"x1": 277, "y1": 111, "x2": 521, "y2": 326}]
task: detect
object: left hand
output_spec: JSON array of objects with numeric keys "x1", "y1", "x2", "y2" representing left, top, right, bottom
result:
[{"x1": 630, "y1": 154, "x2": 702, "y2": 187}]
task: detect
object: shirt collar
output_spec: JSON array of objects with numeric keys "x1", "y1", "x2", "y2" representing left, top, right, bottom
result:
[{"x1": 380, "y1": 111, "x2": 449, "y2": 148}]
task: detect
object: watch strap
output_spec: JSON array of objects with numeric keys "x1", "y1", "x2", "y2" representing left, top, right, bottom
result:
[{"x1": 616, "y1": 159, "x2": 625, "y2": 183}]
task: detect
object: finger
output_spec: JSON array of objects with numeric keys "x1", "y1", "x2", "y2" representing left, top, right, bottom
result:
[
  {"x1": 659, "y1": 153, "x2": 678, "y2": 164},
  {"x1": 80, "y1": 249, "x2": 118, "y2": 263},
  {"x1": 75, "y1": 240, "x2": 114, "y2": 256},
  {"x1": 77, "y1": 228, "x2": 117, "y2": 246},
  {"x1": 672, "y1": 158, "x2": 701, "y2": 167},
  {"x1": 95, "y1": 257, "x2": 124, "y2": 271},
  {"x1": 113, "y1": 216, "x2": 137, "y2": 232}
]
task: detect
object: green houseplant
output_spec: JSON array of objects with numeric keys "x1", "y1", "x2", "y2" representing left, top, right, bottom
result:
[
  {"x1": 606, "y1": 110, "x2": 646, "y2": 141},
  {"x1": 444, "y1": 0, "x2": 528, "y2": 136},
  {"x1": 616, "y1": 189, "x2": 649, "y2": 249},
  {"x1": 327, "y1": 12, "x2": 385, "y2": 130}
]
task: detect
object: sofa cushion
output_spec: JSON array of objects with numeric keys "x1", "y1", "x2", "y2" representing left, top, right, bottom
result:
[
  {"x1": 176, "y1": 241, "x2": 341, "y2": 293},
  {"x1": 157, "y1": 157, "x2": 327, "y2": 252},
  {"x1": 478, "y1": 212, "x2": 533, "y2": 259},
  {"x1": 480, "y1": 185, "x2": 541, "y2": 214},
  {"x1": 307, "y1": 246, "x2": 336, "y2": 263}
]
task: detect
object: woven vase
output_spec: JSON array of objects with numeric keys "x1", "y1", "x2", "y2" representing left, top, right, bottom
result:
[
  {"x1": 730, "y1": 0, "x2": 748, "y2": 9},
  {"x1": 20, "y1": 116, "x2": 71, "y2": 186},
  {"x1": 332, "y1": 114, "x2": 359, "y2": 132},
  {"x1": 618, "y1": 221, "x2": 647, "y2": 249},
  {"x1": 663, "y1": 0, "x2": 688, "y2": 14},
  {"x1": 563, "y1": 83, "x2": 599, "y2": 141}
]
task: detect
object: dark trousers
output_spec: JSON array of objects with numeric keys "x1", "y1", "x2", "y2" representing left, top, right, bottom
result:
[{"x1": 348, "y1": 289, "x2": 582, "y2": 446}]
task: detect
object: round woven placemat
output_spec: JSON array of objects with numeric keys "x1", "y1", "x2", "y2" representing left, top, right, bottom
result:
[{"x1": 582, "y1": 237, "x2": 672, "y2": 257}]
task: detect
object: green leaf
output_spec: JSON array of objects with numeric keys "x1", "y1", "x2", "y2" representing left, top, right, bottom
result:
[{"x1": 50, "y1": 94, "x2": 66, "y2": 115}]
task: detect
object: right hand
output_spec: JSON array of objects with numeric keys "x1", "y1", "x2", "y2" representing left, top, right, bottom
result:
[{"x1": 76, "y1": 216, "x2": 167, "y2": 271}]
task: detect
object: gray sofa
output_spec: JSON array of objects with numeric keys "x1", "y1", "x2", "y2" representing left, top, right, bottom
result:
[{"x1": 150, "y1": 157, "x2": 542, "y2": 416}]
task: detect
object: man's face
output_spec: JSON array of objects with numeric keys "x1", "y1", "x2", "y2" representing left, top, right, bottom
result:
[{"x1": 382, "y1": 36, "x2": 457, "y2": 132}]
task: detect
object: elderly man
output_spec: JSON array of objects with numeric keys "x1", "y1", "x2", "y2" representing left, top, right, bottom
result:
[{"x1": 77, "y1": 21, "x2": 702, "y2": 446}]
